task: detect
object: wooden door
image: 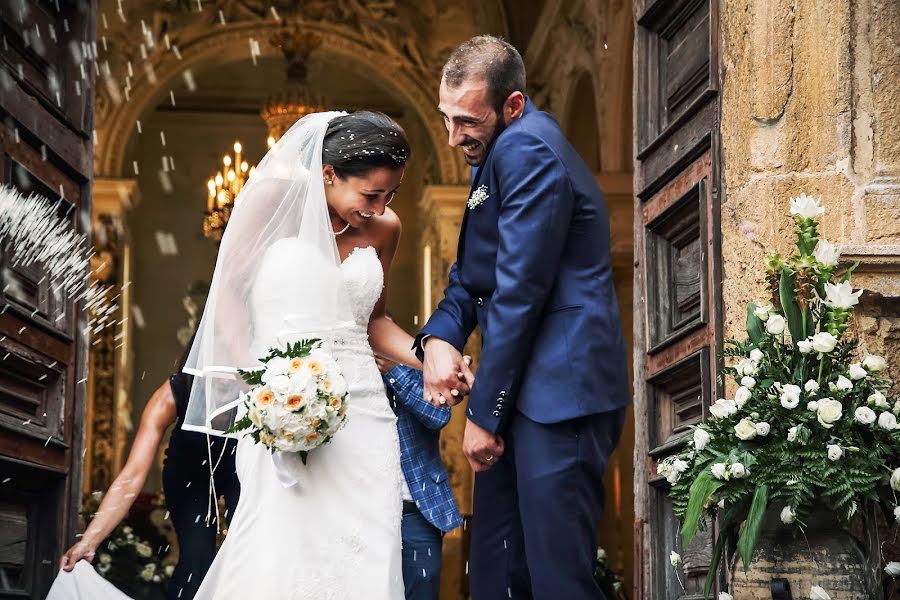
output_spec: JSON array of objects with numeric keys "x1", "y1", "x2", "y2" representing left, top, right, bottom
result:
[
  {"x1": 0, "y1": 1, "x2": 95, "y2": 597},
  {"x1": 632, "y1": 0, "x2": 722, "y2": 598}
]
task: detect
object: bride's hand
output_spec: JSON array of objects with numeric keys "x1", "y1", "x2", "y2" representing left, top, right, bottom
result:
[
  {"x1": 60, "y1": 538, "x2": 96, "y2": 571},
  {"x1": 423, "y1": 338, "x2": 472, "y2": 407}
]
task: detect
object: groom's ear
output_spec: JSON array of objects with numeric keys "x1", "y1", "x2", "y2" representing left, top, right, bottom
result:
[{"x1": 502, "y1": 91, "x2": 526, "y2": 125}]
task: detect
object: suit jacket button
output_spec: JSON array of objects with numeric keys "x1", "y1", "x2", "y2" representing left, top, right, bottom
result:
[
  {"x1": 493, "y1": 410, "x2": 501, "y2": 417},
  {"x1": 477, "y1": 297, "x2": 484, "y2": 306},
  {"x1": 499, "y1": 391, "x2": 507, "y2": 398},
  {"x1": 496, "y1": 403, "x2": 502, "y2": 410}
]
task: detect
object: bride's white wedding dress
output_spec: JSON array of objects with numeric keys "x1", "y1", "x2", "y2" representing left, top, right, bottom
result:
[{"x1": 194, "y1": 242, "x2": 404, "y2": 599}]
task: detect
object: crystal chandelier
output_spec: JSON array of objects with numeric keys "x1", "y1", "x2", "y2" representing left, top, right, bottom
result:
[
  {"x1": 203, "y1": 141, "x2": 253, "y2": 242},
  {"x1": 260, "y1": 27, "x2": 326, "y2": 147}
]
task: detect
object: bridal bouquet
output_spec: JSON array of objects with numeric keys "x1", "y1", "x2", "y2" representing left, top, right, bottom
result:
[
  {"x1": 660, "y1": 194, "x2": 900, "y2": 597},
  {"x1": 228, "y1": 339, "x2": 349, "y2": 462}
]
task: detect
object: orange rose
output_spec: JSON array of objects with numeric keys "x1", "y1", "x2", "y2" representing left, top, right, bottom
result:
[
  {"x1": 289, "y1": 357, "x2": 305, "y2": 374},
  {"x1": 255, "y1": 389, "x2": 275, "y2": 407},
  {"x1": 305, "y1": 432, "x2": 320, "y2": 443},
  {"x1": 311, "y1": 418, "x2": 322, "y2": 429},
  {"x1": 328, "y1": 396, "x2": 341, "y2": 409},
  {"x1": 285, "y1": 394, "x2": 305, "y2": 410},
  {"x1": 307, "y1": 360, "x2": 324, "y2": 376}
]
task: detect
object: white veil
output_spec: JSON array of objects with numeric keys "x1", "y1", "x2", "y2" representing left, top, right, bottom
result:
[{"x1": 182, "y1": 111, "x2": 354, "y2": 436}]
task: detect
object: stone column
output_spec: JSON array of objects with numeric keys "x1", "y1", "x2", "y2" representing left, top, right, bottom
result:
[{"x1": 84, "y1": 178, "x2": 139, "y2": 494}]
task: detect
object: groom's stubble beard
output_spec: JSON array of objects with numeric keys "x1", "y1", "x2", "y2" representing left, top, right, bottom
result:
[{"x1": 464, "y1": 111, "x2": 508, "y2": 167}]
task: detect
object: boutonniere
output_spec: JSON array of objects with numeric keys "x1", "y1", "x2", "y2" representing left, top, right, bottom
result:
[{"x1": 467, "y1": 185, "x2": 489, "y2": 210}]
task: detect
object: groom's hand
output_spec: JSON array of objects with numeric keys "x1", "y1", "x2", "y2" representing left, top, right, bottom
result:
[
  {"x1": 423, "y1": 337, "x2": 473, "y2": 407},
  {"x1": 463, "y1": 419, "x2": 504, "y2": 472}
]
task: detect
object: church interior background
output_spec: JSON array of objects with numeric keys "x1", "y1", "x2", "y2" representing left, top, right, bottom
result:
[{"x1": 1, "y1": 1, "x2": 636, "y2": 598}]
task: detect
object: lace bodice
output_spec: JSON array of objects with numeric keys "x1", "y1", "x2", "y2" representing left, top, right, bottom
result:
[{"x1": 340, "y1": 246, "x2": 384, "y2": 327}]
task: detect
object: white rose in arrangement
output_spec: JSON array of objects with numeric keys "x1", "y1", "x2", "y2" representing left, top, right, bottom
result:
[
  {"x1": 262, "y1": 357, "x2": 291, "y2": 381},
  {"x1": 827, "y1": 444, "x2": 843, "y2": 461},
  {"x1": 823, "y1": 281, "x2": 862, "y2": 309},
  {"x1": 730, "y1": 463, "x2": 748, "y2": 479},
  {"x1": 787, "y1": 425, "x2": 799, "y2": 442},
  {"x1": 670, "y1": 551, "x2": 681, "y2": 567},
  {"x1": 780, "y1": 384, "x2": 802, "y2": 409},
  {"x1": 894, "y1": 506, "x2": 900, "y2": 523},
  {"x1": 804, "y1": 379, "x2": 820, "y2": 393},
  {"x1": 862, "y1": 353, "x2": 888, "y2": 373},
  {"x1": 835, "y1": 375, "x2": 853, "y2": 391},
  {"x1": 868, "y1": 390, "x2": 889, "y2": 408},
  {"x1": 894, "y1": 401, "x2": 900, "y2": 416},
  {"x1": 749, "y1": 348, "x2": 764, "y2": 363},
  {"x1": 735, "y1": 386, "x2": 752, "y2": 407},
  {"x1": 267, "y1": 374, "x2": 291, "y2": 397},
  {"x1": 885, "y1": 562, "x2": 900, "y2": 578},
  {"x1": 848, "y1": 363, "x2": 868, "y2": 381},
  {"x1": 789, "y1": 193, "x2": 825, "y2": 219},
  {"x1": 734, "y1": 418, "x2": 758, "y2": 441},
  {"x1": 854, "y1": 406, "x2": 877, "y2": 425},
  {"x1": 811, "y1": 332, "x2": 839, "y2": 354},
  {"x1": 755, "y1": 422, "x2": 771, "y2": 436},
  {"x1": 892, "y1": 467, "x2": 900, "y2": 492},
  {"x1": 816, "y1": 398, "x2": 843, "y2": 428},
  {"x1": 765, "y1": 314, "x2": 786, "y2": 335},
  {"x1": 813, "y1": 239, "x2": 840, "y2": 266},
  {"x1": 798, "y1": 339, "x2": 814, "y2": 354},
  {"x1": 735, "y1": 358, "x2": 759, "y2": 377},
  {"x1": 666, "y1": 459, "x2": 689, "y2": 484},
  {"x1": 810, "y1": 585, "x2": 831, "y2": 600},
  {"x1": 780, "y1": 506, "x2": 796, "y2": 524},
  {"x1": 741, "y1": 376, "x2": 757, "y2": 389},
  {"x1": 753, "y1": 304, "x2": 773, "y2": 322},
  {"x1": 710, "y1": 399, "x2": 738, "y2": 419},
  {"x1": 879, "y1": 412, "x2": 897, "y2": 430},
  {"x1": 693, "y1": 428, "x2": 711, "y2": 452},
  {"x1": 711, "y1": 463, "x2": 728, "y2": 480},
  {"x1": 718, "y1": 593, "x2": 734, "y2": 600},
  {"x1": 807, "y1": 400, "x2": 820, "y2": 411}
]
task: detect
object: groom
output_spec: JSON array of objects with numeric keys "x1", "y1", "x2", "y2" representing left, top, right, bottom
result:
[{"x1": 415, "y1": 36, "x2": 630, "y2": 599}]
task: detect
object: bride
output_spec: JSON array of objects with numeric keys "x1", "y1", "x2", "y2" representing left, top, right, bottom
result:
[{"x1": 49, "y1": 111, "x2": 430, "y2": 600}]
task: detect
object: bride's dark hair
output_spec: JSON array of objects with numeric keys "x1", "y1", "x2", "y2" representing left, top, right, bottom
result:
[{"x1": 322, "y1": 111, "x2": 411, "y2": 179}]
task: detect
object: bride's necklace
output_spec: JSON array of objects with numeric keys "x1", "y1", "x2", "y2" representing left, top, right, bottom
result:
[{"x1": 333, "y1": 221, "x2": 350, "y2": 236}]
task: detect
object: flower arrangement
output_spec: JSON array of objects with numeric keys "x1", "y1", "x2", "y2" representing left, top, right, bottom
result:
[
  {"x1": 228, "y1": 338, "x2": 348, "y2": 462},
  {"x1": 593, "y1": 547, "x2": 628, "y2": 600},
  {"x1": 660, "y1": 194, "x2": 900, "y2": 598}
]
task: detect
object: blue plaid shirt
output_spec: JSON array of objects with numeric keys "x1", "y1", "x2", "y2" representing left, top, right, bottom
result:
[{"x1": 383, "y1": 365, "x2": 463, "y2": 532}]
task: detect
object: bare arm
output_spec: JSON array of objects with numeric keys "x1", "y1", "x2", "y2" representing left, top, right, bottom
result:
[{"x1": 60, "y1": 381, "x2": 177, "y2": 570}]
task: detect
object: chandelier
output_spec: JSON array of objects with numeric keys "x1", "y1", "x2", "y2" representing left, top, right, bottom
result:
[
  {"x1": 203, "y1": 141, "x2": 252, "y2": 242},
  {"x1": 260, "y1": 27, "x2": 326, "y2": 147}
]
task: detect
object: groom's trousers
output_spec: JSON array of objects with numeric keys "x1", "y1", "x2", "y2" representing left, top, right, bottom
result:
[{"x1": 468, "y1": 407, "x2": 626, "y2": 600}]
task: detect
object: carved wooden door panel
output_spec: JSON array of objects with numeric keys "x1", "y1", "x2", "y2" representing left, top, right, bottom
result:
[
  {"x1": 632, "y1": 0, "x2": 722, "y2": 598},
  {"x1": 0, "y1": 1, "x2": 94, "y2": 597}
]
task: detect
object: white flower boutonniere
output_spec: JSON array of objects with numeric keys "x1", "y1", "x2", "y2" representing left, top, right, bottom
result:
[{"x1": 467, "y1": 185, "x2": 489, "y2": 210}]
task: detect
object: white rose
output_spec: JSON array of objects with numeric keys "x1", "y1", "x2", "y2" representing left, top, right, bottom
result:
[
  {"x1": 787, "y1": 425, "x2": 799, "y2": 442},
  {"x1": 670, "y1": 551, "x2": 681, "y2": 567},
  {"x1": 810, "y1": 585, "x2": 831, "y2": 600},
  {"x1": 798, "y1": 339, "x2": 814, "y2": 354},
  {"x1": 268, "y1": 374, "x2": 291, "y2": 397},
  {"x1": 262, "y1": 356, "x2": 291, "y2": 381},
  {"x1": 807, "y1": 400, "x2": 820, "y2": 411},
  {"x1": 693, "y1": 428, "x2": 711, "y2": 452},
  {"x1": 789, "y1": 193, "x2": 824, "y2": 219},
  {"x1": 854, "y1": 406, "x2": 877, "y2": 424},
  {"x1": 811, "y1": 332, "x2": 839, "y2": 353},
  {"x1": 766, "y1": 314, "x2": 786, "y2": 335},
  {"x1": 755, "y1": 422, "x2": 771, "y2": 436},
  {"x1": 823, "y1": 281, "x2": 862, "y2": 309},
  {"x1": 868, "y1": 390, "x2": 889, "y2": 408},
  {"x1": 718, "y1": 594, "x2": 734, "y2": 600},
  {"x1": 894, "y1": 400, "x2": 900, "y2": 416},
  {"x1": 827, "y1": 444, "x2": 843, "y2": 461},
  {"x1": 711, "y1": 463, "x2": 728, "y2": 480},
  {"x1": 813, "y1": 239, "x2": 840, "y2": 266},
  {"x1": 730, "y1": 463, "x2": 748, "y2": 479},
  {"x1": 885, "y1": 562, "x2": 900, "y2": 578},
  {"x1": 735, "y1": 386, "x2": 752, "y2": 408},
  {"x1": 835, "y1": 375, "x2": 853, "y2": 391},
  {"x1": 710, "y1": 399, "x2": 738, "y2": 419},
  {"x1": 741, "y1": 376, "x2": 757, "y2": 389},
  {"x1": 666, "y1": 459, "x2": 689, "y2": 484},
  {"x1": 805, "y1": 379, "x2": 820, "y2": 393},
  {"x1": 780, "y1": 506, "x2": 796, "y2": 524},
  {"x1": 749, "y1": 348, "x2": 764, "y2": 363},
  {"x1": 780, "y1": 384, "x2": 802, "y2": 409},
  {"x1": 734, "y1": 418, "x2": 758, "y2": 441},
  {"x1": 894, "y1": 506, "x2": 900, "y2": 524},
  {"x1": 891, "y1": 467, "x2": 900, "y2": 491},
  {"x1": 848, "y1": 363, "x2": 868, "y2": 381},
  {"x1": 596, "y1": 547, "x2": 607, "y2": 561},
  {"x1": 735, "y1": 358, "x2": 759, "y2": 377},
  {"x1": 816, "y1": 398, "x2": 843, "y2": 428},
  {"x1": 879, "y1": 412, "x2": 897, "y2": 430},
  {"x1": 753, "y1": 304, "x2": 773, "y2": 322},
  {"x1": 862, "y1": 353, "x2": 888, "y2": 373}
]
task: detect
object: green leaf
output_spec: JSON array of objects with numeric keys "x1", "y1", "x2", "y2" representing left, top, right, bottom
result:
[
  {"x1": 703, "y1": 529, "x2": 727, "y2": 599},
  {"x1": 682, "y1": 469, "x2": 724, "y2": 548},
  {"x1": 841, "y1": 260, "x2": 860, "y2": 283},
  {"x1": 746, "y1": 303, "x2": 765, "y2": 344},
  {"x1": 779, "y1": 269, "x2": 804, "y2": 344},
  {"x1": 737, "y1": 484, "x2": 769, "y2": 572}
]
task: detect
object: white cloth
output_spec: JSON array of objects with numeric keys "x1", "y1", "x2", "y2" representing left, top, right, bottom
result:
[
  {"x1": 46, "y1": 562, "x2": 131, "y2": 600},
  {"x1": 194, "y1": 244, "x2": 404, "y2": 599}
]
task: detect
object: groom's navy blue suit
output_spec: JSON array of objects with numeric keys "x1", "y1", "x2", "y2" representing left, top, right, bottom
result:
[{"x1": 416, "y1": 99, "x2": 630, "y2": 599}]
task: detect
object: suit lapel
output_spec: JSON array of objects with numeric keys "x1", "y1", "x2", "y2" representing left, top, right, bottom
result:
[{"x1": 456, "y1": 147, "x2": 495, "y2": 265}]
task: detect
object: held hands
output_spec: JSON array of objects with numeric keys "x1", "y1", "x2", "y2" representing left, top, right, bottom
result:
[
  {"x1": 463, "y1": 419, "x2": 504, "y2": 472},
  {"x1": 60, "y1": 538, "x2": 96, "y2": 571},
  {"x1": 422, "y1": 337, "x2": 474, "y2": 407}
]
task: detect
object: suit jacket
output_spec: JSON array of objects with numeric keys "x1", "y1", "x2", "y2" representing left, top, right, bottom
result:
[
  {"x1": 416, "y1": 98, "x2": 630, "y2": 435},
  {"x1": 383, "y1": 365, "x2": 463, "y2": 532}
]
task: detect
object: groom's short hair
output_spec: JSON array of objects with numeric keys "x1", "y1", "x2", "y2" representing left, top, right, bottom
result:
[{"x1": 442, "y1": 35, "x2": 526, "y2": 114}]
